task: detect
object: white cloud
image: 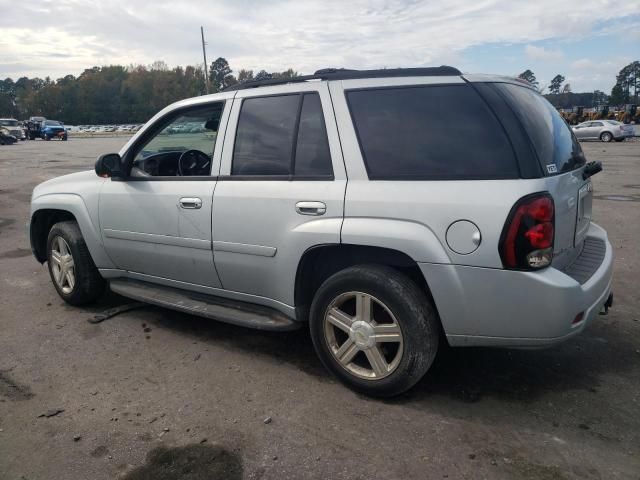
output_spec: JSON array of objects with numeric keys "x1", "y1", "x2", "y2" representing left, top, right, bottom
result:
[
  {"x1": 525, "y1": 45, "x2": 564, "y2": 62},
  {"x1": 0, "y1": 0, "x2": 638, "y2": 84},
  {"x1": 570, "y1": 58, "x2": 596, "y2": 70}
]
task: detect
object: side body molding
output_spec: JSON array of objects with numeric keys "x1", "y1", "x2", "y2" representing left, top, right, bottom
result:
[
  {"x1": 30, "y1": 193, "x2": 116, "y2": 269},
  {"x1": 340, "y1": 218, "x2": 451, "y2": 264}
]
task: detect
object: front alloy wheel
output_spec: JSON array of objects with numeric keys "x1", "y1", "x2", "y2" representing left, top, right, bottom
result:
[
  {"x1": 46, "y1": 220, "x2": 105, "y2": 305},
  {"x1": 50, "y1": 236, "x2": 76, "y2": 294},
  {"x1": 324, "y1": 292, "x2": 403, "y2": 380}
]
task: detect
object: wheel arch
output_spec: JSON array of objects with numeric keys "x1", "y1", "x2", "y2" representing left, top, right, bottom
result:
[
  {"x1": 30, "y1": 194, "x2": 115, "y2": 268},
  {"x1": 294, "y1": 244, "x2": 440, "y2": 324},
  {"x1": 30, "y1": 208, "x2": 76, "y2": 262}
]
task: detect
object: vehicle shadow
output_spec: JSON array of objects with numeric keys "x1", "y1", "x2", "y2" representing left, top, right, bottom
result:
[{"x1": 92, "y1": 292, "x2": 635, "y2": 407}]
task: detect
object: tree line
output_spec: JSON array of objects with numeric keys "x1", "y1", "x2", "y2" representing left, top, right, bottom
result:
[
  {"x1": 1, "y1": 58, "x2": 637, "y2": 123},
  {"x1": 0, "y1": 57, "x2": 298, "y2": 124},
  {"x1": 518, "y1": 60, "x2": 639, "y2": 108}
]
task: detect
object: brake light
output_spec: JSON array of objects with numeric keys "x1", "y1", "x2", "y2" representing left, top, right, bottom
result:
[{"x1": 499, "y1": 193, "x2": 555, "y2": 270}]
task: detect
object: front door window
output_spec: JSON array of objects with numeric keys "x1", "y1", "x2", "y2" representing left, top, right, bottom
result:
[{"x1": 131, "y1": 103, "x2": 224, "y2": 177}]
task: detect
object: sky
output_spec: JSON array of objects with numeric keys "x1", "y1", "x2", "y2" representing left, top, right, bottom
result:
[{"x1": 0, "y1": 0, "x2": 638, "y2": 93}]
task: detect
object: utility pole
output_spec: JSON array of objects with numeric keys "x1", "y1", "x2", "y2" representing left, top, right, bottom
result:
[{"x1": 201, "y1": 26, "x2": 209, "y2": 94}]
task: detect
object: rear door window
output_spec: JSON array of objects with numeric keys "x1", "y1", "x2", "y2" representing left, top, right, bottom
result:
[
  {"x1": 232, "y1": 95, "x2": 299, "y2": 176},
  {"x1": 232, "y1": 93, "x2": 333, "y2": 177},
  {"x1": 494, "y1": 83, "x2": 585, "y2": 175},
  {"x1": 346, "y1": 84, "x2": 519, "y2": 180}
]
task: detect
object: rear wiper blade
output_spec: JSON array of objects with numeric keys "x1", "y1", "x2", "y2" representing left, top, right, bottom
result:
[{"x1": 583, "y1": 161, "x2": 602, "y2": 180}]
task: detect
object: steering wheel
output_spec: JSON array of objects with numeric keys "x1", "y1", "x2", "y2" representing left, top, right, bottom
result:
[{"x1": 178, "y1": 149, "x2": 211, "y2": 176}]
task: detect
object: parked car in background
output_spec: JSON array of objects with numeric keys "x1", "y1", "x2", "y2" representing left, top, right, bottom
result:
[
  {"x1": 0, "y1": 118, "x2": 26, "y2": 140},
  {"x1": 0, "y1": 127, "x2": 17, "y2": 145},
  {"x1": 572, "y1": 120, "x2": 634, "y2": 142},
  {"x1": 29, "y1": 67, "x2": 614, "y2": 397},
  {"x1": 40, "y1": 120, "x2": 68, "y2": 141}
]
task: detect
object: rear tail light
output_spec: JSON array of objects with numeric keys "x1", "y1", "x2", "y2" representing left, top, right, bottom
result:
[{"x1": 499, "y1": 193, "x2": 555, "y2": 270}]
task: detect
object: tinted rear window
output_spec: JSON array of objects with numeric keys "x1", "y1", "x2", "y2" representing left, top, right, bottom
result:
[
  {"x1": 346, "y1": 84, "x2": 519, "y2": 180},
  {"x1": 494, "y1": 83, "x2": 585, "y2": 175},
  {"x1": 232, "y1": 95, "x2": 299, "y2": 175},
  {"x1": 294, "y1": 94, "x2": 333, "y2": 176}
]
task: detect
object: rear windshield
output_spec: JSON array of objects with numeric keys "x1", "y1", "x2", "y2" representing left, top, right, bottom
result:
[
  {"x1": 494, "y1": 83, "x2": 585, "y2": 175},
  {"x1": 0, "y1": 120, "x2": 18, "y2": 127},
  {"x1": 346, "y1": 84, "x2": 519, "y2": 180}
]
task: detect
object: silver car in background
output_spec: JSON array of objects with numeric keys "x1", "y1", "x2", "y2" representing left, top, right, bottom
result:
[{"x1": 572, "y1": 120, "x2": 634, "y2": 142}]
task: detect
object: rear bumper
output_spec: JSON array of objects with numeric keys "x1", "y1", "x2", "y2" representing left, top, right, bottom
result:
[{"x1": 420, "y1": 222, "x2": 613, "y2": 348}]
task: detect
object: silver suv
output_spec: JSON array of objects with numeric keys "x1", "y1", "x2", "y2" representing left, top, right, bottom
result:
[{"x1": 29, "y1": 67, "x2": 614, "y2": 396}]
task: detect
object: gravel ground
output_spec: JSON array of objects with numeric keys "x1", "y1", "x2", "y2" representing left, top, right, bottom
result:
[{"x1": 0, "y1": 137, "x2": 639, "y2": 480}]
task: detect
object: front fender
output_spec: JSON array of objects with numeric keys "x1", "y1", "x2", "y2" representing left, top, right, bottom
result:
[
  {"x1": 30, "y1": 193, "x2": 115, "y2": 269},
  {"x1": 340, "y1": 217, "x2": 451, "y2": 264}
]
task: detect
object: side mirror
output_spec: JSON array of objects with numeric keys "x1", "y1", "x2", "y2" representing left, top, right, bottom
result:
[{"x1": 95, "y1": 153, "x2": 124, "y2": 178}]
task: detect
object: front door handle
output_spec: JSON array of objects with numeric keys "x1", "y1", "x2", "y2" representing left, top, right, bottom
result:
[
  {"x1": 295, "y1": 201, "x2": 326, "y2": 216},
  {"x1": 179, "y1": 197, "x2": 202, "y2": 209}
]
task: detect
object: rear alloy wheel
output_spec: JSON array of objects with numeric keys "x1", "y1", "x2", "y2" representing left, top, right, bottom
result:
[
  {"x1": 310, "y1": 265, "x2": 439, "y2": 397},
  {"x1": 600, "y1": 132, "x2": 613, "y2": 142},
  {"x1": 324, "y1": 291, "x2": 404, "y2": 380}
]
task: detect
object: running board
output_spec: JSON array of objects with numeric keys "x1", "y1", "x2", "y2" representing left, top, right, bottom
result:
[{"x1": 109, "y1": 279, "x2": 300, "y2": 331}]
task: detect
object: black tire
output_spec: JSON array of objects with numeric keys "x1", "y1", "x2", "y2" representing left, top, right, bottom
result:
[
  {"x1": 309, "y1": 265, "x2": 439, "y2": 397},
  {"x1": 46, "y1": 221, "x2": 105, "y2": 305},
  {"x1": 600, "y1": 132, "x2": 613, "y2": 142}
]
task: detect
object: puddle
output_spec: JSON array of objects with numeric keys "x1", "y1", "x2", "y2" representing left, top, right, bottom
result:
[
  {"x1": 0, "y1": 248, "x2": 32, "y2": 259},
  {"x1": 0, "y1": 371, "x2": 34, "y2": 401},
  {"x1": 122, "y1": 444, "x2": 242, "y2": 480},
  {"x1": 0, "y1": 218, "x2": 16, "y2": 231}
]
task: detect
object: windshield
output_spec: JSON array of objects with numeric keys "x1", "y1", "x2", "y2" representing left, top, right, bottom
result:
[
  {"x1": 44, "y1": 120, "x2": 62, "y2": 126},
  {"x1": 0, "y1": 120, "x2": 18, "y2": 127},
  {"x1": 495, "y1": 83, "x2": 586, "y2": 175}
]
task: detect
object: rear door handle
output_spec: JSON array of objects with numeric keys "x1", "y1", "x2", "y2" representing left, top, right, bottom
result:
[
  {"x1": 295, "y1": 201, "x2": 326, "y2": 216},
  {"x1": 179, "y1": 197, "x2": 202, "y2": 209}
]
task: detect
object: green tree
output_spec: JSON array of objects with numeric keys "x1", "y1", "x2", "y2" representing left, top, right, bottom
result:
[
  {"x1": 237, "y1": 69, "x2": 254, "y2": 83},
  {"x1": 254, "y1": 70, "x2": 272, "y2": 81},
  {"x1": 549, "y1": 74, "x2": 565, "y2": 95},
  {"x1": 518, "y1": 69, "x2": 539, "y2": 87},
  {"x1": 209, "y1": 57, "x2": 232, "y2": 92},
  {"x1": 609, "y1": 84, "x2": 624, "y2": 106}
]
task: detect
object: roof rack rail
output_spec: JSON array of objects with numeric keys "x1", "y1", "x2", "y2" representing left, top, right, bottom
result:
[{"x1": 223, "y1": 66, "x2": 461, "y2": 92}]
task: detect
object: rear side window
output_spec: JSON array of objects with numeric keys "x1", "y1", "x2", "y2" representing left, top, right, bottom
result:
[
  {"x1": 232, "y1": 93, "x2": 333, "y2": 177},
  {"x1": 494, "y1": 83, "x2": 585, "y2": 175},
  {"x1": 346, "y1": 84, "x2": 518, "y2": 180},
  {"x1": 294, "y1": 94, "x2": 333, "y2": 176}
]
